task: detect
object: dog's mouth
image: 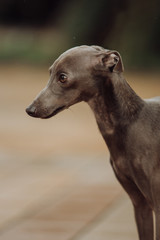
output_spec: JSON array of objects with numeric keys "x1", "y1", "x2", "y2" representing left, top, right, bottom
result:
[{"x1": 42, "y1": 106, "x2": 66, "y2": 119}]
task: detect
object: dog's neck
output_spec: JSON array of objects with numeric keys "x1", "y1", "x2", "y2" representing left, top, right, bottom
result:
[{"x1": 88, "y1": 73, "x2": 144, "y2": 153}]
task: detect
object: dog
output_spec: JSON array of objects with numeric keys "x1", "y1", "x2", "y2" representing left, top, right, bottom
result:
[{"x1": 26, "y1": 45, "x2": 160, "y2": 240}]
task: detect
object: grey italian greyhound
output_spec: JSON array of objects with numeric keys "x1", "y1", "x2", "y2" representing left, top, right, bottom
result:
[{"x1": 26, "y1": 45, "x2": 160, "y2": 240}]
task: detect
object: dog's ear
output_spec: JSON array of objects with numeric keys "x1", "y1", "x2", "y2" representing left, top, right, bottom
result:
[{"x1": 96, "y1": 50, "x2": 124, "y2": 73}]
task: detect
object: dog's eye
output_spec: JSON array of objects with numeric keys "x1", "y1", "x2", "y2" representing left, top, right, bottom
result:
[{"x1": 59, "y1": 73, "x2": 67, "y2": 83}]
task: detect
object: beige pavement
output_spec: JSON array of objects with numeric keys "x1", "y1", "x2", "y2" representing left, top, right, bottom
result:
[{"x1": 0, "y1": 64, "x2": 159, "y2": 239}]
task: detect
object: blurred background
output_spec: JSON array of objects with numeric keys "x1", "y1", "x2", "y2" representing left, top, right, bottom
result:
[
  {"x1": 0, "y1": 0, "x2": 160, "y2": 69},
  {"x1": 0, "y1": 0, "x2": 160, "y2": 239}
]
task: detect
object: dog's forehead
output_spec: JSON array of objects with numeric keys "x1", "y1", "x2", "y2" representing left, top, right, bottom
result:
[
  {"x1": 59, "y1": 46, "x2": 97, "y2": 60},
  {"x1": 50, "y1": 46, "x2": 94, "y2": 70},
  {"x1": 62, "y1": 45, "x2": 95, "y2": 55},
  {"x1": 50, "y1": 45, "x2": 109, "y2": 71}
]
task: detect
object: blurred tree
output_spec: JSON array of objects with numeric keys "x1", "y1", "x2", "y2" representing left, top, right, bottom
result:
[
  {"x1": 0, "y1": 0, "x2": 64, "y2": 27},
  {"x1": 0, "y1": 0, "x2": 159, "y2": 69},
  {"x1": 105, "y1": 0, "x2": 160, "y2": 69},
  {"x1": 57, "y1": 0, "x2": 128, "y2": 45}
]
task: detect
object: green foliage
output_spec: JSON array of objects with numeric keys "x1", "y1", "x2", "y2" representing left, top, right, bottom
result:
[
  {"x1": 0, "y1": 0, "x2": 160, "y2": 70},
  {"x1": 0, "y1": 29, "x2": 69, "y2": 65}
]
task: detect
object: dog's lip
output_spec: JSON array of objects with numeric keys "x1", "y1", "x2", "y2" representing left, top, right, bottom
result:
[{"x1": 42, "y1": 106, "x2": 66, "y2": 119}]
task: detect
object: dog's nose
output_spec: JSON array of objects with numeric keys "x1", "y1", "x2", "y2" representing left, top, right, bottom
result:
[{"x1": 26, "y1": 105, "x2": 37, "y2": 117}]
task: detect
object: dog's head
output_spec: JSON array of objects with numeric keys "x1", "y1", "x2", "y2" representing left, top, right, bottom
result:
[{"x1": 26, "y1": 45, "x2": 124, "y2": 119}]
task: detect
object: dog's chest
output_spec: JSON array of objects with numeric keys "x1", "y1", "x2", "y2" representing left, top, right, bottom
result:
[{"x1": 110, "y1": 157, "x2": 130, "y2": 178}]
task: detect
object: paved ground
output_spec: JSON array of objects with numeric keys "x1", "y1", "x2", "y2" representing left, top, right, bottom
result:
[
  {"x1": 0, "y1": 152, "x2": 137, "y2": 240},
  {"x1": 0, "y1": 64, "x2": 160, "y2": 240}
]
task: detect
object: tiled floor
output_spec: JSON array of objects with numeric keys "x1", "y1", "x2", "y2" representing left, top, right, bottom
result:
[{"x1": 0, "y1": 153, "x2": 137, "y2": 240}]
